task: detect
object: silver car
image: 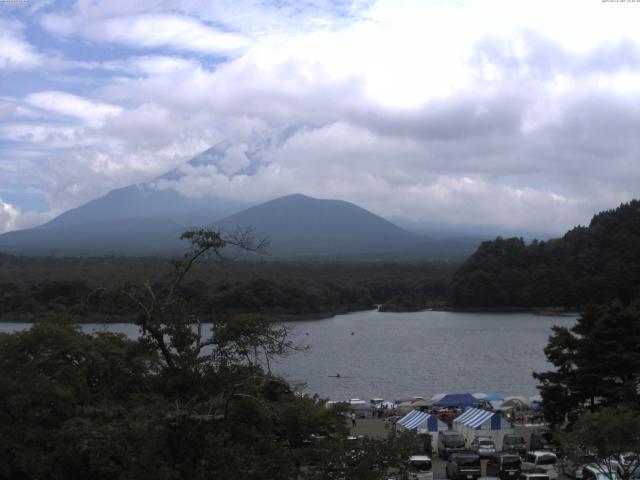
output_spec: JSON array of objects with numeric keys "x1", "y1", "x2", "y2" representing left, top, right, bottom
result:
[
  {"x1": 471, "y1": 436, "x2": 497, "y2": 458},
  {"x1": 408, "y1": 454, "x2": 433, "y2": 480}
]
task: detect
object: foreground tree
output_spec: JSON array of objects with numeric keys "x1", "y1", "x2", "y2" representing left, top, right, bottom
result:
[
  {"x1": 559, "y1": 407, "x2": 640, "y2": 480},
  {"x1": 534, "y1": 299, "x2": 640, "y2": 426},
  {"x1": 0, "y1": 228, "x2": 424, "y2": 479}
]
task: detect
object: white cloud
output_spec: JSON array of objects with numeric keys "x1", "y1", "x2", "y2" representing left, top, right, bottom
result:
[
  {"x1": 25, "y1": 91, "x2": 122, "y2": 127},
  {"x1": 0, "y1": 19, "x2": 42, "y2": 70},
  {"x1": 2, "y1": 0, "x2": 640, "y2": 235},
  {"x1": 0, "y1": 196, "x2": 56, "y2": 234},
  {"x1": 0, "y1": 198, "x2": 20, "y2": 233},
  {"x1": 101, "y1": 55, "x2": 200, "y2": 75},
  {"x1": 42, "y1": 12, "x2": 251, "y2": 55}
]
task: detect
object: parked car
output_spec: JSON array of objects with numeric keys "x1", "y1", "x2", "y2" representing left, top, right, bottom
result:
[
  {"x1": 522, "y1": 451, "x2": 559, "y2": 480},
  {"x1": 486, "y1": 453, "x2": 522, "y2": 480},
  {"x1": 517, "y1": 473, "x2": 549, "y2": 480},
  {"x1": 446, "y1": 452, "x2": 482, "y2": 480},
  {"x1": 582, "y1": 464, "x2": 621, "y2": 480},
  {"x1": 470, "y1": 436, "x2": 497, "y2": 457},
  {"x1": 502, "y1": 435, "x2": 527, "y2": 456},
  {"x1": 407, "y1": 455, "x2": 433, "y2": 480},
  {"x1": 438, "y1": 431, "x2": 467, "y2": 459},
  {"x1": 612, "y1": 453, "x2": 640, "y2": 479},
  {"x1": 560, "y1": 452, "x2": 597, "y2": 479},
  {"x1": 529, "y1": 431, "x2": 560, "y2": 453},
  {"x1": 438, "y1": 408, "x2": 461, "y2": 422}
]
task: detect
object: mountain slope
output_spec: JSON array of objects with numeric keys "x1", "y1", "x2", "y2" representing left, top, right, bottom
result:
[
  {"x1": 448, "y1": 199, "x2": 640, "y2": 308},
  {"x1": 43, "y1": 143, "x2": 246, "y2": 229},
  {"x1": 215, "y1": 194, "x2": 414, "y2": 256},
  {"x1": 0, "y1": 190, "x2": 479, "y2": 258},
  {"x1": 213, "y1": 194, "x2": 479, "y2": 259},
  {"x1": 0, "y1": 143, "x2": 249, "y2": 254},
  {"x1": 0, "y1": 142, "x2": 480, "y2": 259}
]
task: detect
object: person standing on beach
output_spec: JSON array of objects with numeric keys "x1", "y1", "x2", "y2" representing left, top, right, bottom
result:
[{"x1": 351, "y1": 411, "x2": 356, "y2": 427}]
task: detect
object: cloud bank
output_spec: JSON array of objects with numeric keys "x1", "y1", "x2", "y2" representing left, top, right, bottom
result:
[{"x1": 1, "y1": 0, "x2": 640, "y2": 234}]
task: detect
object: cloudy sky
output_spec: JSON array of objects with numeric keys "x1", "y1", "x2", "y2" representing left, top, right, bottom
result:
[{"x1": 1, "y1": 0, "x2": 640, "y2": 235}]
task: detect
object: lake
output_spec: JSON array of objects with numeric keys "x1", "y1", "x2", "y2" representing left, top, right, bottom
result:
[{"x1": 0, "y1": 309, "x2": 576, "y2": 401}]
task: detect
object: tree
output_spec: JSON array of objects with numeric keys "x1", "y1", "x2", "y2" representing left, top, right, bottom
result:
[
  {"x1": 448, "y1": 199, "x2": 640, "y2": 309},
  {"x1": 118, "y1": 227, "x2": 270, "y2": 370},
  {"x1": 0, "y1": 228, "x2": 423, "y2": 479},
  {"x1": 0, "y1": 323, "x2": 164, "y2": 479},
  {"x1": 533, "y1": 299, "x2": 640, "y2": 427},
  {"x1": 559, "y1": 407, "x2": 640, "y2": 480}
]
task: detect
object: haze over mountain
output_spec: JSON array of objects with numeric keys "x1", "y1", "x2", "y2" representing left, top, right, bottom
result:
[
  {"x1": 215, "y1": 193, "x2": 450, "y2": 258},
  {"x1": 43, "y1": 143, "x2": 249, "y2": 230},
  {"x1": 0, "y1": 145, "x2": 480, "y2": 259}
]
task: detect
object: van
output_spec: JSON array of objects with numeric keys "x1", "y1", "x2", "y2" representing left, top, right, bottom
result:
[
  {"x1": 522, "y1": 451, "x2": 559, "y2": 480},
  {"x1": 502, "y1": 434, "x2": 527, "y2": 456},
  {"x1": 446, "y1": 452, "x2": 482, "y2": 480},
  {"x1": 487, "y1": 453, "x2": 522, "y2": 480},
  {"x1": 437, "y1": 431, "x2": 466, "y2": 459}
]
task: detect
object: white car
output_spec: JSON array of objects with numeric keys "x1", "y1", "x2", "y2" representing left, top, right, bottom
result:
[
  {"x1": 518, "y1": 473, "x2": 550, "y2": 480},
  {"x1": 407, "y1": 454, "x2": 433, "y2": 480},
  {"x1": 522, "y1": 451, "x2": 559, "y2": 480},
  {"x1": 561, "y1": 453, "x2": 597, "y2": 479},
  {"x1": 582, "y1": 464, "x2": 621, "y2": 480},
  {"x1": 613, "y1": 453, "x2": 640, "y2": 479}
]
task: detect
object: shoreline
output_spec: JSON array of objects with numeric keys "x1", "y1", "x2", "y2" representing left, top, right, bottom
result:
[{"x1": 0, "y1": 305, "x2": 580, "y2": 323}]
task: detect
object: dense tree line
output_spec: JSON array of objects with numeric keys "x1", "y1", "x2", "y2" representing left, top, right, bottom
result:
[
  {"x1": 0, "y1": 255, "x2": 457, "y2": 320},
  {"x1": 534, "y1": 299, "x2": 640, "y2": 426},
  {"x1": 449, "y1": 200, "x2": 640, "y2": 308},
  {"x1": 534, "y1": 298, "x2": 640, "y2": 479}
]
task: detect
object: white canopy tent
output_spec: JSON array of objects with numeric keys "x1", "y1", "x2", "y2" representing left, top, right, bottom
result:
[
  {"x1": 396, "y1": 409, "x2": 450, "y2": 450},
  {"x1": 453, "y1": 408, "x2": 514, "y2": 445}
]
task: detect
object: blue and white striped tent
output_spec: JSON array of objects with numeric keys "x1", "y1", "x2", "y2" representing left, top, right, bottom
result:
[
  {"x1": 396, "y1": 409, "x2": 449, "y2": 449},
  {"x1": 455, "y1": 408, "x2": 499, "y2": 429},
  {"x1": 453, "y1": 408, "x2": 513, "y2": 445}
]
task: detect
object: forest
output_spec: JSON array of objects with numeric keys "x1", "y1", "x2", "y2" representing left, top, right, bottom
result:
[
  {"x1": 2, "y1": 200, "x2": 640, "y2": 322},
  {"x1": 448, "y1": 200, "x2": 640, "y2": 309},
  {"x1": 0, "y1": 254, "x2": 457, "y2": 322}
]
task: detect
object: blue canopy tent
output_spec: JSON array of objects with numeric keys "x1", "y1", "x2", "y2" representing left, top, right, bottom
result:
[{"x1": 434, "y1": 393, "x2": 479, "y2": 409}]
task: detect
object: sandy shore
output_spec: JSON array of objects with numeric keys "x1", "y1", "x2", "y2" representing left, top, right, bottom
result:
[{"x1": 347, "y1": 417, "x2": 389, "y2": 438}]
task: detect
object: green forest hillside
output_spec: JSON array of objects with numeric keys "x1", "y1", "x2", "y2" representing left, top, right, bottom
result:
[
  {"x1": 0, "y1": 256, "x2": 456, "y2": 321},
  {"x1": 448, "y1": 200, "x2": 640, "y2": 309}
]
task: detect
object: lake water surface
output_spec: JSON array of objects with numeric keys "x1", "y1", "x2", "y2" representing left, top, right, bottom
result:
[{"x1": 0, "y1": 309, "x2": 576, "y2": 401}]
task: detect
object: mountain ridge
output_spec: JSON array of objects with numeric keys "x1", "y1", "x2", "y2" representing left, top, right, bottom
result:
[{"x1": 0, "y1": 145, "x2": 480, "y2": 259}]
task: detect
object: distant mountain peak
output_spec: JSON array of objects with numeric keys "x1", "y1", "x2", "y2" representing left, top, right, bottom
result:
[{"x1": 0, "y1": 148, "x2": 479, "y2": 260}]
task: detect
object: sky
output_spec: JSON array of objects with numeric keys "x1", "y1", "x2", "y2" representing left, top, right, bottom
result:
[{"x1": 1, "y1": 0, "x2": 640, "y2": 236}]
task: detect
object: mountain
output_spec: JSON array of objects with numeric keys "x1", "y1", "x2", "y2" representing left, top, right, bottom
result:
[
  {"x1": 0, "y1": 191, "x2": 479, "y2": 259},
  {"x1": 214, "y1": 193, "x2": 415, "y2": 257},
  {"x1": 448, "y1": 199, "x2": 640, "y2": 308},
  {"x1": 42, "y1": 142, "x2": 248, "y2": 230},
  {"x1": 0, "y1": 143, "x2": 248, "y2": 255},
  {"x1": 0, "y1": 144, "x2": 480, "y2": 259}
]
